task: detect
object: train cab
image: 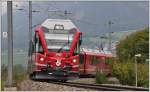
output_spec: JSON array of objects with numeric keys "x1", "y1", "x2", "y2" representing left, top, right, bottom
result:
[{"x1": 28, "y1": 19, "x2": 82, "y2": 81}]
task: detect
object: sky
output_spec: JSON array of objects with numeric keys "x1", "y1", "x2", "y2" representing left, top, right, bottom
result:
[
  {"x1": 1, "y1": 1, "x2": 149, "y2": 49},
  {"x1": 1, "y1": 1, "x2": 149, "y2": 67}
]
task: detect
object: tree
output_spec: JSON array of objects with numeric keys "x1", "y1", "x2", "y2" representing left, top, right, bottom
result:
[{"x1": 116, "y1": 27, "x2": 149, "y2": 63}]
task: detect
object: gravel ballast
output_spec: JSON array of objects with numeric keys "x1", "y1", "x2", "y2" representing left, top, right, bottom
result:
[{"x1": 18, "y1": 79, "x2": 96, "y2": 91}]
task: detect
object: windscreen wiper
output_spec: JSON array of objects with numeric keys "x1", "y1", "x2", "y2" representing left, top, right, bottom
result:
[
  {"x1": 57, "y1": 42, "x2": 69, "y2": 52},
  {"x1": 57, "y1": 32, "x2": 70, "y2": 52}
]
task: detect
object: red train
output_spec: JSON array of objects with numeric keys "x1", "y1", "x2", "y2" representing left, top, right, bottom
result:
[
  {"x1": 28, "y1": 19, "x2": 112, "y2": 82},
  {"x1": 79, "y1": 51, "x2": 112, "y2": 77}
]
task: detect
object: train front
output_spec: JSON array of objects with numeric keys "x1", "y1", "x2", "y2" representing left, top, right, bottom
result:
[{"x1": 29, "y1": 19, "x2": 82, "y2": 81}]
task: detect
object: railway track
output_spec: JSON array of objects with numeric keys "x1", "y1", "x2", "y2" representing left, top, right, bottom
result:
[{"x1": 49, "y1": 81, "x2": 149, "y2": 91}]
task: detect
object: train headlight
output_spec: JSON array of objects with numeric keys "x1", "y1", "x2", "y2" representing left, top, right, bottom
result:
[
  {"x1": 56, "y1": 60, "x2": 61, "y2": 66},
  {"x1": 72, "y1": 59, "x2": 77, "y2": 63},
  {"x1": 40, "y1": 58, "x2": 44, "y2": 61}
]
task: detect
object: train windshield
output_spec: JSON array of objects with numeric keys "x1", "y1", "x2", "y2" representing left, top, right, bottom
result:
[{"x1": 42, "y1": 27, "x2": 75, "y2": 52}]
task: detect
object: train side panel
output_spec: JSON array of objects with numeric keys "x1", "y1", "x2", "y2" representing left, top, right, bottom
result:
[{"x1": 79, "y1": 53, "x2": 112, "y2": 77}]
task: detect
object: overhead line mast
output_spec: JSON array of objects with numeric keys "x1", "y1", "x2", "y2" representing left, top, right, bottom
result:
[
  {"x1": 28, "y1": 1, "x2": 32, "y2": 59},
  {"x1": 7, "y1": 1, "x2": 13, "y2": 87}
]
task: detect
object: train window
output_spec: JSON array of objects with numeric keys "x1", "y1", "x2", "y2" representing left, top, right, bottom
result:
[
  {"x1": 35, "y1": 33, "x2": 38, "y2": 52},
  {"x1": 74, "y1": 37, "x2": 80, "y2": 55},
  {"x1": 35, "y1": 33, "x2": 44, "y2": 54},
  {"x1": 79, "y1": 54, "x2": 84, "y2": 64},
  {"x1": 43, "y1": 29, "x2": 75, "y2": 52},
  {"x1": 54, "y1": 24, "x2": 64, "y2": 30},
  {"x1": 79, "y1": 34, "x2": 82, "y2": 46},
  {"x1": 91, "y1": 56, "x2": 98, "y2": 65},
  {"x1": 74, "y1": 34, "x2": 82, "y2": 55},
  {"x1": 38, "y1": 40, "x2": 44, "y2": 54},
  {"x1": 31, "y1": 41, "x2": 35, "y2": 53}
]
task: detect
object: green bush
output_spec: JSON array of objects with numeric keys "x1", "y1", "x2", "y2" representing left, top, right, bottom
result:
[
  {"x1": 96, "y1": 70, "x2": 107, "y2": 84},
  {"x1": 113, "y1": 27, "x2": 149, "y2": 88},
  {"x1": 1, "y1": 80, "x2": 4, "y2": 91},
  {"x1": 137, "y1": 64, "x2": 149, "y2": 87},
  {"x1": 111, "y1": 60, "x2": 149, "y2": 87}
]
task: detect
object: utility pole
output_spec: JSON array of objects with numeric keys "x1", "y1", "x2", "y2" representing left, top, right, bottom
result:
[
  {"x1": 64, "y1": 10, "x2": 72, "y2": 19},
  {"x1": 7, "y1": 1, "x2": 13, "y2": 87},
  {"x1": 108, "y1": 20, "x2": 114, "y2": 52},
  {"x1": 28, "y1": 1, "x2": 32, "y2": 56},
  {"x1": 0, "y1": 1, "x2": 2, "y2": 82},
  {"x1": 27, "y1": 1, "x2": 32, "y2": 74},
  {"x1": 100, "y1": 35, "x2": 107, "y2": 51}
]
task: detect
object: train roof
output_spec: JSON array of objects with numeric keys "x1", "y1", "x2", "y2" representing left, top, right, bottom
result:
[
  {"x1": 41, "y1": 19, "x2": 77, "y2": 30},
  {"x1": 80, "y1": 50, "x2": 112, "y2": 58},
  {"x1": 81, "y1": 48, "x2": 113, "y2": 58},
  {"x1": 84, "y1": 52, "x2": 113, "y2": 58}
]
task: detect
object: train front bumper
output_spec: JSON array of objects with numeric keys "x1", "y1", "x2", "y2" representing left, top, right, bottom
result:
[{"x1": 33, "y1": 66, "x2": 79, "y2": 80}]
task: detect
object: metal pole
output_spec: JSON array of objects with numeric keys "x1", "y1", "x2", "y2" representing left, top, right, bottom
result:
[
  {"x1": 7, "y1": 1, "x2": 13, "y2": 86},
  {"x1": 135, "y1": 56, "x2": 137, "y2": 87},
  {"x1": 0, "y1": 1, "x2": 2, "y2": 81},
  {"x1": 27, "y1": 1, "x2": 32, "y2": 73},
  {"x1": 100, "y1": 36, "x2": 105, "y2": 51},
  {"x1": 108, "y1": 20, "x2": 113, "y2": 52},
  {"x1": 108, "y1": 32, "x2": 111, "y2": 52},
  {"x1": 28, "y1": 1, "x2": 32, "y2": 56},
  {"x1": 29, "y1": 1, "x2": 32, "y2": 47}
]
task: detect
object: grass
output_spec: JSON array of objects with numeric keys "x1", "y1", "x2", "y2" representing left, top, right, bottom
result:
[
  {"x1": 1, "y1": 49, "x2": 28, "y2": 90},
  {"x1": 1, "y1": 64, "x2": 27, "y2": 90}
]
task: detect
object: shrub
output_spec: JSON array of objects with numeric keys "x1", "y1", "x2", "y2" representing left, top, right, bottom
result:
[
  {"x1": 137, "y1": 64, "x2": 149, "y2": 87},
  {"x1": 1, "y1": 80, "x2": 4, "y2": 91},
  {"x1": 111, "y1": 60, "x2": 149, "y2": 87},
  {"x1": 96, "y1": 70, "x2": 107, "y2": 84},
  {"x1": 113, "y1": 28, "x2": 149, "y2": 87}
]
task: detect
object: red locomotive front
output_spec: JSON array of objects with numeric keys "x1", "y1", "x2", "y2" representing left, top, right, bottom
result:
[{"x1": 28, "y1": 19, "x2": 82, "y2": 81}]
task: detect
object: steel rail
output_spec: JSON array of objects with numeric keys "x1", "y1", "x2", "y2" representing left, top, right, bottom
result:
[
  {"x1": 67, "y1": 82, "x2": 149, "y2": 91},
  {"x1": 49, "y1": 81, "x2": 149, "y2": 91}
]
